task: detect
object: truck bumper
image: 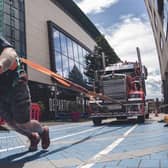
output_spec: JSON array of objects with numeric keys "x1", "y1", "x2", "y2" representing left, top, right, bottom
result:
[{"x1": 90, "y1": 112, "x2": 143, "y2": 118}]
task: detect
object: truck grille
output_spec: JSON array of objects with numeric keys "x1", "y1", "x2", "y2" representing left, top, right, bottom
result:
[{"x1": 103, "y1": 78, "x2": 127, "y2": 101}]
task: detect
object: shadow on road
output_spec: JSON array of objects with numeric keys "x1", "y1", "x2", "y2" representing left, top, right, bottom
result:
[
  {"x1": 0, "y1": 150, "x2": 48, "y2": 168},
  {"x1": 0, "y1": 125, "x2": 10, "y2": 131},
  {"x1": 99, "y1": 118, "x2": 153, "y2": 127},
  {"x1": 0, "y1": 126, "x2": 126, "y2": 167},
  {"x1": 0, "y1": 118, "x2": 154, "y2": 167}
]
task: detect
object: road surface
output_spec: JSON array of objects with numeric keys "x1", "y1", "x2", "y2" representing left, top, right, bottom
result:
[{"x1": 0, "y1": 113, "x2": 168, "y2": 168}]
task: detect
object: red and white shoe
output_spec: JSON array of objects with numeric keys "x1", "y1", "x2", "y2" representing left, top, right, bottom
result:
[{"x1": 29, "y1": 132, "x2": 40, "y2": 151}]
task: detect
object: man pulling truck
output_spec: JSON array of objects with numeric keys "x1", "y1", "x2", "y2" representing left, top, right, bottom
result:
[{"x1": 0, "y1": 36, "x2": 50, "y2": 151}]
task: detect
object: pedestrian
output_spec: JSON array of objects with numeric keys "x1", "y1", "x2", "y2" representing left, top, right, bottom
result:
[
  {"x1": 155, "y1": 98, "x2": 160, "y2": 117},
  {"x1": 0, "y1": 36, "x2": 50, "y2": 151}
]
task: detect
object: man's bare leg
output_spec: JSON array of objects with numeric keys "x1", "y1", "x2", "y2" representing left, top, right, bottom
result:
[{"x1": 7, "y1": 120, "x2": 50, "y2": 151}]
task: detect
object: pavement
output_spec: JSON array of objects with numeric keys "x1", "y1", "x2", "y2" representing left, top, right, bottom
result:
[{"x1": 0, "y1": 113, "x2": 168, "y2": 168}]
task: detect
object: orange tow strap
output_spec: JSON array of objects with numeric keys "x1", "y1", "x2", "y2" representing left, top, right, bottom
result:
[
  {"x1": 20, "y1": 58, "x2": 70, "y2": 87},
  {"x1": 20, "y1": 58, "x2": 88, "y2": 94},
  {"x1": 20, "y1": 58, "x2": 122, "y2": 104}
]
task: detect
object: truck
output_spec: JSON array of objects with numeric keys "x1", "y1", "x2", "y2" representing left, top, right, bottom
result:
[{"x1": 90, "y1": 60, "x2": 148, "y2": 126}]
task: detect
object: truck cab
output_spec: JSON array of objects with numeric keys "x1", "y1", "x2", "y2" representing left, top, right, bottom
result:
[{"x1": 90, "y1": 61, "x2": 148, "y2": 125}]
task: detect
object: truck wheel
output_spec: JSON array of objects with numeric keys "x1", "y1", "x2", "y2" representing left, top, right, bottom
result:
[
  {"x1": 137, "y1": 116, "x2": 145, "y2": 123},
  {"x1": 93, "y1": 118, "x2": 102, "y2": 126}
]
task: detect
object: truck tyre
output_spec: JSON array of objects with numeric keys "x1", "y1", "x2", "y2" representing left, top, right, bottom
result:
[
  {"x1": 137, "y1": 116, "x2": 145, "y2": 123},
  {"x1": 93, "y1": 118, "x2": 102, "y2": 126}
]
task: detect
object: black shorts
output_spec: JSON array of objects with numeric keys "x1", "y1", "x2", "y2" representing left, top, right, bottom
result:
[{"x1": 0, "y1": 82, "x2": 31, "y2": 124}]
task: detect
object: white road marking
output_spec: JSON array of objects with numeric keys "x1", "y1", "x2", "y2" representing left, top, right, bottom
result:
[
  {"x1": 0, "y1": 135, "x2": 15, "y2": 139},
  {"x1": 51, "y1": 127, "x2": 100, "y2": 142},
  {"x1": 0, "y1": 145, "x2": 25, "y2": 153},
  {"x1": 50, "y1": 124, "x2": 90, "y2": 132},
  {"x1": 0, "y1": 127, "x2": 101, "y2": 153},
  {"x1": 77, "y1": 124, "x2": 138, "y2": 168},
  {"x1": 50, "y1": 121, "x2": 91, "y2": 130}
]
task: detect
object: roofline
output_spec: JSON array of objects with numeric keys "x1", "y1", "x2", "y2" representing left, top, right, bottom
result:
[{"x1": 50, "y1": 0, "x2": 102, "y2": 40}]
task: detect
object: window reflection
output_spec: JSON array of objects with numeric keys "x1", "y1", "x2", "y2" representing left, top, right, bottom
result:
[
  {"x1": 60, "y1": 33, "x2": 67, "y2": 56},
  {"x1": 78, "y1": 46, "x2": 83, "y2": 64},
  {"x1": 51, "y1": 26, "x2": 90, "y2": 83},
  {"x1": 67, "y1": 38, "x2": 74, "y2": 59},
  {"x1": 73, "y1": 42, "x2": 79, "y2": 62},
  {"x1": 55, "y1": 51, "x2": 63, "y2": 76},
  {"x1": 2, "y1": 0, "x2": 25, "y2": 56},
  {"x1": 62, "y1": 55, "x2": 69, "y2": 78},
  {"x1": 76, "y1": 62, "x2": 80, "y2": 70},
  {"x1": 164, "y1": 0, "x2": 168, "y2": 38},
  {"x1": 80, "y1": 64, "x2": 84, "y2": 74},
  {"x1": 53, "y1": 29, "x2": 61, "y2": 52},
  {"x1": 82, "y1": 49, "x2": 87, "y2": 64},
  {"x1": 69, "y1": 58, "x2": 75, "y2": 72}
]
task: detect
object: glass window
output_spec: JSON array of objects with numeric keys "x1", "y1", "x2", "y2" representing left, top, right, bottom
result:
[
  {"x1": 19, "y1": 0, "x2": 24, "y2": 11},
  {"x1": 20, "y1": 21, "x2": 24, "y2": 30},
  {"x1": 69, "y1": 58, "x2": 75, "y2": 73},
  {"x1": 164, "y1": 0, "x2": 168, "y2": 37},
  {"x1": 4, "y1": 24, "x2": 11, "y2": 36},
  {"x1": 4, "y1": 14, "x2": 10, "y2": 24},
  {"x1": 53, "y1": 29, "x2": 61, "y2": 52},
  {"x1": 11, "y1": 28, "x2": 15, "y2": 39},
  {"x1": 78, "y1": 46, "x2": 83, "y2": 64},
  {"x1": 15, "y1": 29, "x2": 19, "y2": 41},
  {"x1": 14, "y1": 18, "x2": 19, "y2": 29},
  {"x1": 75, "y1": 62, "x2": 80, "y2": 70},
  {"x1": 12, "y1": 7, "x2": 19, "y2": 19},
  {"x1": 5, "y1": 0, "x2": 13, "y2": 5},
  {"x1": 11, "y1": 18, "x2": 15, "y2": 28},
  {"x1": 4, "y1": 3, "x2": 10, "y2": 14},
  {"x1": 15, "y1": 40, "x2": 20, "y2": 52},
  {"x1": 60, "y1": 33, "x2": 68, "y2": 56},
  {"x1": 83, "y1": 73, "x2": 88, "y2": 83},
  {"x1": 49, "y1": 23, "x2": 91, "y2": 85},
  {"x1": 73, "y1": 42, "x2": 79, "y2": 62},
  {"x1": 55, "y1": 51, "x2": 63, "y2": 76},
  {"x1": 67, "y1": 38, "x2": 74, "y2": 59},
  {"x1": 20, "y1": 30, "x2": 25, "y2": 51},
  {"x1": 13, "y1": 0, "x2": 19, "y2": 9},
  {"x1": 62, "y1": 55, "x2": 69, "y2": 78},
  {"x1": 82, "y1": 49, "x2": 87, "y2": 64},
  {"x1": 80, "y1": 63, "x2": 84, "y2": 74},
  {"x1": 2, "y1": 0, "x2": 26, "y2": 56}
]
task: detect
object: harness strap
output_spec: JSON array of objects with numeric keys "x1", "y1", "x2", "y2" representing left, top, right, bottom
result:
[{"x1": 12, "y1": 57, "x2": 27, "y2": 87}]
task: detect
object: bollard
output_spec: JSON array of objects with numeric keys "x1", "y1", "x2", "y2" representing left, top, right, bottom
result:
[
  {"x1": 164, "y1": 115, "x2": 168, "y2": 123},
  {"x1": 0, "y1": 117, "x2": 5, "y2": 125},
  {"x1": 155, "y1": 110, "x2": 158, "y2": 117},
  {"x1": 30, "y1": 103, "x2": 41, "y2": 121}
]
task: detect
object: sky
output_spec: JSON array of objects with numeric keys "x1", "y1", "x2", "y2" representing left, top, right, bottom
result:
[{"x1": 73, "y1": 0, "x2": 163, "y2": 100}]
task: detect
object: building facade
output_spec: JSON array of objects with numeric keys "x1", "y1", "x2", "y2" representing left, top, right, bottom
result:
[
  {"x1": 144, "y1": 0, "x2": 168, "y2": 104},
  {"x1": 0, "y1": 0, "x2": 104, "y2": 120}
]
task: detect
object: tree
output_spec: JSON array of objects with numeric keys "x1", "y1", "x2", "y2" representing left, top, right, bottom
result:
[
  {"x1": 84, "y1": 46, "x2": 102, "y2": 82},
  {"x1": 96, "y1": 35, "x2": 120, "y2": 65},
  {"x1": 69, "y1": 64, "x2": 86, "y2": 87},
  {"x1": 85, "y1": 35, "x2": 120, "y2": 80},
  {"x1": 84, "y1": 36, "x2": 120, "y2": 92}
]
